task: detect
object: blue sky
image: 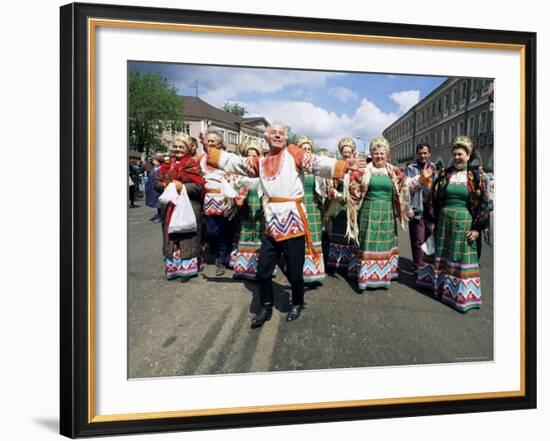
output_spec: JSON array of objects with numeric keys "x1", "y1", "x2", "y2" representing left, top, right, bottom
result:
[{"x1": 130, "y1": 61, "x2": 446, "y2": 151}]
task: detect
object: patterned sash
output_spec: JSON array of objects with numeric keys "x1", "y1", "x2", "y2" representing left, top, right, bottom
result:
[{"x1": 269, "y1": 197, "x2": 320, "y2": 265}]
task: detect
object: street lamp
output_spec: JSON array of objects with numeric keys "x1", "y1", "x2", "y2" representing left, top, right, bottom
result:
[{"x1": 355, "y1": 136, "x2": 367, "y2": 158}]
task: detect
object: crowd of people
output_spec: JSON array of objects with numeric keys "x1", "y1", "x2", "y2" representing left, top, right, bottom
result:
[{"x1": 130, "y1": 124, "x2": 492, "y2": 327}]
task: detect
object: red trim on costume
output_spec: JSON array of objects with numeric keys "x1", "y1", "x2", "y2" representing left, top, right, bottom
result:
[
  {"x1": 286, "y1": 144, "x2": 305, "y2": 170},
  {"x1": 261, "y1": 149, "x2": 286, "y2": 178}
]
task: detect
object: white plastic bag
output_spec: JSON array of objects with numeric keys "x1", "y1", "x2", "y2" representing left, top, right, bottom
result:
[
  {"x1": 169, "y1": 185, "x2": 197, "y2": 234},
  {"x1": 158, "y1": 182, "x2": 179, "y2": 206},
  {"x1": 221, "y1": 178, "x2": 237, "y2": 198},
  {"x1": 421, "y1": 235, "x2": 435, "y2": 256}
]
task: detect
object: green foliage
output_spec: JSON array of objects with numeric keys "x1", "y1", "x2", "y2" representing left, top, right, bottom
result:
[
  {"x1": 284, "y1": 125, "x2": 299, "y2": 144},
  {"x1": 129, "y1": 71, "x2": 185, "y2": 155},
  {"x1": 223, "y1": 102, "x2": 248, "y2": 117}
]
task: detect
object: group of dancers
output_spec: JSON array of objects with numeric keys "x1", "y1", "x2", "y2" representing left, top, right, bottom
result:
[{"x1": 151, "y1": 124, "x2": 490, "y2": 327}]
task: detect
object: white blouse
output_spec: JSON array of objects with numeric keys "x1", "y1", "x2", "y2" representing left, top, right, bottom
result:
[{"x1": 448, "y1": 170, "x2": 468, "y2": 185}]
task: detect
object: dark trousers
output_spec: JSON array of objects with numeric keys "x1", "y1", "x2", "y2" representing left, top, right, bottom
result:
[
  {"x1": 129, "y1": 184, "x2": 136, "y2": 206},
  {"x1": 205, "y1": 215, "x2": 233, "y2": 266},
  {"x1": 408, "y1": 217, "x2": 430, "y2": 269},
  {"x1": 256, "y1": 235, "x2": 305, "y2": 307}
]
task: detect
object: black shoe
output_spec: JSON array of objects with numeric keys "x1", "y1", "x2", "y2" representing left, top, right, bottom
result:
[
  {"x1": 180, "y1": 276, "x2": 190, "y2": 283},
  {"x1": 215, "y1": 264, "x2": 226, "y2": 276},
  {"x1": 286, "y1": 305, "x2": 303, "y2": 322},
  {"x1": 251, "y1": 306, "x2": 273, "y2": 328}
]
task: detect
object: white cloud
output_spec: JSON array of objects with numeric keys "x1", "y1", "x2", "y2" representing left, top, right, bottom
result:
[
  {"x1": 243, "y1": 97, "x2": 398, "y2": 153},
  {"x1": 328, "y1": 86, "x2": 358, "y2": 102},
  {"x1": 167, "y1": 65, "x2": 344, "y2": 107},
  {"x1": 390, "y1": 90, "x2": 420, "y2": 114}
]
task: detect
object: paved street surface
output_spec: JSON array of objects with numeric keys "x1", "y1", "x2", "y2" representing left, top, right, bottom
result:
[{"x1": 128, "y1": 201, "x2": 494, "y2": 379}]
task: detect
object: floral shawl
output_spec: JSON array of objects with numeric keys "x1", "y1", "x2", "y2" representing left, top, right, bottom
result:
[{"x1": 344, "y1": 162, "x2": 414, "y2": 242}]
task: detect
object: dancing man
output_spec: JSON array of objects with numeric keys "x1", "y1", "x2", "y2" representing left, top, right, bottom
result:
[{"x1": 202, "y1": 124, "x2": 366, "y2": 327}]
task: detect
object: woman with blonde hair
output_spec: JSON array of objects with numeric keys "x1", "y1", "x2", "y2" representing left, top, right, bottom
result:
[
  {"x1": 325, "y1": 137, "x2": 357, "y2": 273},
  {"x1": 347, "y1": 136, "x2": 432, "y2": 291},
  {"x1": 417, "y1": 136, "x2": 490, "y2": 312},
  {"x1": 231, "y1": 138, "x2": 265, "y2": 279},
  {"x1": 296, "y1": 135, "x2": 325, "y2": 285}
]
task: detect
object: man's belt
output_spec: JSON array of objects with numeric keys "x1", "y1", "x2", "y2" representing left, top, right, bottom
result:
[{"x1": 268, "y1": 197, "x2": 320, "y2": 265}]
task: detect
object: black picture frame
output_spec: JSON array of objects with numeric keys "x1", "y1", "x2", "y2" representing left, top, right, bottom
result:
[{"x1": 60, "y1": 2, "x2": 537, "y2": 438}]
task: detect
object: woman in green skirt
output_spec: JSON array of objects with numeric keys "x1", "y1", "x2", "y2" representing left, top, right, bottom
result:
[
  {"x1": 347, "y1": 137, "x2": 432, "y2": 291},
  {"x1": 325, "y1": 137, "x2": 357, "y2": 272},
  {"x1": 231, "y1": 139, "x2": 265, "y2": 280},
  {"x1": 297, "y1": 135, "x2": 326, "y2": 284},
  {"x1": 417, "y1": 136, "x2": 490, "y2": 312}
]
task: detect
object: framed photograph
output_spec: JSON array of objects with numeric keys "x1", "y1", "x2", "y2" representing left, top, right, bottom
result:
[{"x1": 60, "y1": 2, "x2": 536, "y2": 438}]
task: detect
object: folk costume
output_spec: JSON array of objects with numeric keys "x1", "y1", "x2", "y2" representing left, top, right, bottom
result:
[
  {"x1": 201, "y1": 150, "x2": 236, "y2": 270},
  {"x1": 207, "y1": 142, "x2": 347, "y2": 311},
  {"x1": 297, "y1": 135, "x2": 326, "y2": 285},
  {"x1": 346, "y1": 137, "x2": 430, "y2": 291},
  {"x1": 325, "y1": 137, "x2": 357, "y2": 272},
  {"x1": 417, "y1": 136, "x2": 490, "y2": 312},
  {"x1": 231, "y1": 140, "x2": 265, "y2": 280},
  {"x1": 155, "y1": 140, "x2": 204, "y2": 281}
]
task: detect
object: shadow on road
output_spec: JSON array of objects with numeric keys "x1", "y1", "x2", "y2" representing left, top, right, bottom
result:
[{"x1": 201, "y1": 274, "x2": 293, "y2": 315}]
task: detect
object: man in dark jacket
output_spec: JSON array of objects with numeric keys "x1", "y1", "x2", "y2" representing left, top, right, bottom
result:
[{"x1": 405, "y1": 143, "x2": 435, "y2": 274}]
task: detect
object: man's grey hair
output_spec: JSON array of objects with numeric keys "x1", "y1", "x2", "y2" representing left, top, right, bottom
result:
[
  {"x1": 206, "y1": 128, "x2": 224, "y2": 143},
  {"x1": 263, "y1": 123, "x2": 287, "y2": 139}
]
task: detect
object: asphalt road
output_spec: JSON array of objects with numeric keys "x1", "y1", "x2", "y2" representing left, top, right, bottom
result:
[{"x1": 128, "y1": 201, "x2": 494, "y2": 379}]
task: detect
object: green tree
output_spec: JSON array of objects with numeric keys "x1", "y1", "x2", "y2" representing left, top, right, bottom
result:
[
  {"x1": 284, "y1": 125, "x2": 299, "y2": 144},
  {"x1": 129, "y1": 71, "x2": 185, "y2": 156},
  {"x1": 223, "y1": 102, "x2": 248, "y2": 117}
]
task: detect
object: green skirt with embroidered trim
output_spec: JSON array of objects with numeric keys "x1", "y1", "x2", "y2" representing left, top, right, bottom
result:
[
  {"x1": 349, "y1": 174, "x2": 399, "y2": 290},
  {"x1": 417, "y1": 183, "x2": 482, "y2": 312},
  {"x1": 303, "y1": 174, "x2": 325, "y2": 284},
  {"x1": 232, "y1": 189, "x2": 264, "y2": 280}
]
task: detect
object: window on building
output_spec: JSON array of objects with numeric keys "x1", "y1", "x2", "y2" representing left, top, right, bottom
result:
[
  {"x1": 471, "y1": 79, "x2": 477, "y2": 93},
  {"x1": 228, "y1": 131, "x2": 239, "y2": 145},
  {"x1": 438, "y1": 98, "x2": 442, "y2": 113},
  {"x1": 479, "y1": 111, "x2": 488, "y2": 134},
  {"x1": 451, "y1": 89, "x2": 456, "y2": 104},
  {"x1": 461, "y1": 81, "x2": 467, "y2": 99},
  {"x1": 443, "y1": 128, "x2": 447, "y2": 146},
  {"x1": 444, "y1": 94, "x2": 448, "y2": 109},
  {"x1": 449, "y1": 124, "x2": 455, "y2": 143},
  {"x1": 458, "y1": 120, "x2": 465, "y2": 135},
  {"x1": 435, "y1": 131, "x2": 440, "y2": 147},
  {"x1": 468, "y1": 116, "x2": 476, "y2": 137}
]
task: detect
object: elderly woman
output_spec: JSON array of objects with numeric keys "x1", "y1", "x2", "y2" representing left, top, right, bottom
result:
[
  {"x1": 296, "y1": 135, "x2": 326, "y2": 285},
  {"x1": 347, "y1": 136, "x2": 432, "y2": 291},
  {"x1": 231, "y1": 139, "x2": 265, "y2": 279},
  {"x1": 325, "y1": 137, "x2": 357, "y2": 272},
  {"x1": 201, "y1": 128, "x2": 235, "y2": 276},
  {"x1": 155, "y1": 133, "x2": 205, "y2": 282},
  {"x1": 417, "y1": 136, "x2": 490, "y2": 312}
]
